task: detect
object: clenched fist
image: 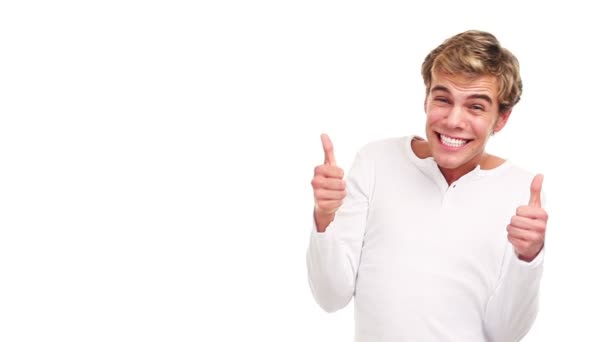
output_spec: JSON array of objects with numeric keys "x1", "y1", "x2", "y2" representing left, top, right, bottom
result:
[
  {"x1": 311, "y1": 134, "x2": 347, "y2": 232},
  {"x1": 507, "y1": 174, "x2": 549, "y2": 262}
]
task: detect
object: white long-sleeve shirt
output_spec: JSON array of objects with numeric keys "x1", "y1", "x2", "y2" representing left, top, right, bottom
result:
[{"x1": 307, "y1": 136, "x2": 544, "y2": 342}]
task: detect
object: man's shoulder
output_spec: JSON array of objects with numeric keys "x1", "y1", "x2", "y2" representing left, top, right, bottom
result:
[
  {"x1": 488, "y1": 161, "x2": 540, "y2": 200},
  {"x1": 357, "y1": 136, "x2": 412, "y2": 156},
  {"x1": 499, "y1": 161, "x2": 536, "y2": 182}
]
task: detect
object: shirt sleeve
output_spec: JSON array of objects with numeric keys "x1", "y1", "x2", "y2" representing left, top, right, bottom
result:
[
  {"x1": 483, "y1": 174, "x2": 548, "y2": 341},
  {"x1": 483, "y1": 240, "x2": 545, "y2": 341},
  {"x1": 306, "y1": 150, "x2": 372, "y2": 313}
]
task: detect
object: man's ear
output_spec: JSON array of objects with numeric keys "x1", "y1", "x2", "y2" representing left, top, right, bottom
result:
[{"x1": 493, "y1": 110, "x2": 512, "y2": 133}]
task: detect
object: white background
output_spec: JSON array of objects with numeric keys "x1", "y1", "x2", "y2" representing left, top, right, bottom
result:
[{"x1": 1, "y1": 1, "x2": 605, "y2": 341}]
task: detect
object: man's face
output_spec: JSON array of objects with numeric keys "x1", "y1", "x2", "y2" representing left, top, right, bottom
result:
[{"x1": 424, "y1": 71, "x2": 510, "y2": 176}]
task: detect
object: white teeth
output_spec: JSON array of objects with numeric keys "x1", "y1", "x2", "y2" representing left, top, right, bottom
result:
[{"x1": 440, "y1": 134, "x2": 467, "y2": 147}]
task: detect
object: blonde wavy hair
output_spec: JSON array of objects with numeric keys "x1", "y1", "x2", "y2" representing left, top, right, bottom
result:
[{"x1": 421, "y1": 30, "x2": 523, "y2": 114}]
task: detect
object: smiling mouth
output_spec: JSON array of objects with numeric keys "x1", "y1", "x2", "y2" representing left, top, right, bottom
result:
[{"x1": 438, "y1": 133, "x2": 471, "y2": 148}]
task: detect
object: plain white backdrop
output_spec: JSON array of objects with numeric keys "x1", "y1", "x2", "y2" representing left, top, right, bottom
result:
[{"x1": 1, "y1": 1, "x2": 606, "y2": 341}]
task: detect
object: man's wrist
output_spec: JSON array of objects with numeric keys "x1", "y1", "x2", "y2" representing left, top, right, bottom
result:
[{"x1": 314, "y1": 211, "x2": 335, "y2": 233}]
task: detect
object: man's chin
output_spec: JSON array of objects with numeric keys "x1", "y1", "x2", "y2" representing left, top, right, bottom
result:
[
  {"x1": 436, "y1": 161, "x2": 460, "y2": 170},
  {"x1": 433, "y1": 154, "x2": 466, "y2": 170}
]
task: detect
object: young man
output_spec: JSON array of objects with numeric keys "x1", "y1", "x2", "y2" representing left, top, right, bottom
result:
[{"x1": 307, "y1": 30, "x2": 548, "y2": 341}]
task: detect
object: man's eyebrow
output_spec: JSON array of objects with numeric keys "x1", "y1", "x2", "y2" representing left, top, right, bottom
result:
[
  {"x1": 468, "y1": 94, "x2": 493, "y2": 105},
  {"x1": 430, "y1": 85, "x2": 493, "y2": 105},
  {"x1": 430, "y1": 85, "x2": 450, "y2": 93}
]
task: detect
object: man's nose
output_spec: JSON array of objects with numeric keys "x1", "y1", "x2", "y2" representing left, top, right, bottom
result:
[{"x1": 445, "y1": 106, "x2": 466, "y2": 129}]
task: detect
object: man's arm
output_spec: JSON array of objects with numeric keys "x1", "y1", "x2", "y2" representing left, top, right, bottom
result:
[
  {"x1": 483, "y1": 246, "x2": 544, "y2": 341},
  {"x1": 484, "y1": 174, "x2": 548, "y2": 341},
  {"x1": 306, "y1": 135, "x2": 370, "y2": 312}
]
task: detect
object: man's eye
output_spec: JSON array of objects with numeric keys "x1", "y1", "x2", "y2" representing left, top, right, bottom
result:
[
  {"x1": 435, "y1": 97, "x2": 449, "y2": 103},
  {"x1": 471, "y1": 104, "x2": 485, "y2": 111}
]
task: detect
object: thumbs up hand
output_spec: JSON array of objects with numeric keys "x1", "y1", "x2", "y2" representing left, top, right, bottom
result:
[
  {"x1": 311, "y1": 134, "x2": 347, "y2": 232},
  {"x1": 507, "y1": 174, "x2": 549, "y2": 262}
]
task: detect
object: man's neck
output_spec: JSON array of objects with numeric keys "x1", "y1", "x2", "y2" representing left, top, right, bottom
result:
[{"x1": 411, "y1": 136, "x2": 505, "y2": 185}]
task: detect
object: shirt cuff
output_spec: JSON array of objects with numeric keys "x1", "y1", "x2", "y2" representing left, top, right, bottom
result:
[{"x1": 512, "y1": 246, "x2": 545, "y2": 269}]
